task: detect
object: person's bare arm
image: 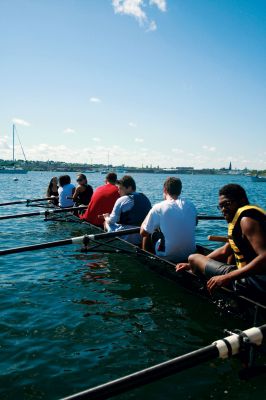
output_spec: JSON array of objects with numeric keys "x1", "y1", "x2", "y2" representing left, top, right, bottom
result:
[
  {"x1": 72, "y1": 186, "x2": 81, "y2": 201},
  {"x1": 207, "y1": 242, "x2": 233, "y2": 262},
  {"x1": 140, "y1": 227, "x2": 154, "y2": 252}
]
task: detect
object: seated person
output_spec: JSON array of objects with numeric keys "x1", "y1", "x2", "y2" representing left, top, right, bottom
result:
[
  {"x1": 58, "y1": 175, "x2": 75, "y2": 208},
  {"x1": 72, "y1": 174, "x2": 93, "y2": 206},
  {"x1": 176, "y1": 184, "x2": 266, "y2": 303},
  {"x1": 103, "y1": 175, "x2": 151, "y2": 244},
  {"x1": 140, "y1": 177, "x2": 197, "y2": 262},
  {"x1": 80, "y1": 172, "x2": 120, "y2": 227},
  {"x1": 46, "y1": 176, "x2": 58, "y2": 205}
]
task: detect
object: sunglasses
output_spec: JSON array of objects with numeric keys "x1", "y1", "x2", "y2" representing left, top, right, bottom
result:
[
  {"x1": 76, "y1": 178, "x2": 83, "y2": 182},
  {"x1": 217, "y1": 200, "x2": 233, "y2": 210}
]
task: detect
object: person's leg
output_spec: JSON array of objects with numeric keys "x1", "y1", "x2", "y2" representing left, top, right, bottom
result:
[
  {"x1": 188, "y1": 254, "x2": 236, "y2": 279},
  {"x1": 188, "y1": 254, "x2": 209, "y2": 274}
]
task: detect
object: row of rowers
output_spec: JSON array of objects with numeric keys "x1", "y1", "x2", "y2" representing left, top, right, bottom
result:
[{"x1": 49, "y1": 173, "x2": 266, "y2": 301}]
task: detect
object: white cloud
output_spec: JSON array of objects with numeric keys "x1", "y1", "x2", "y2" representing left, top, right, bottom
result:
[
  {"x1": 112, "y1": 0, "x2": 166, "y2": 30},
  {"x1": 129, "y1": 122, "x2": 137, "y2": 128},
  {"x1": 0, "y1": 136, "x2": 11, "y2": 150},
  {"x1": 92, "y1": 137, "x2": 101, "y2": 142},
  {"x1": 135, "y1": 137, "x2": 144, "y2": 143},
  {"x1": 202, "y1": 145, "x2": 216, "y2": 152},
  {"x1": 172, "y1": 148, "x2": 184, "y2": 154},
  {"x1": 150, "y1": 0, "x2": 167, "y2": 12},
  {"x1": 12, "y1": 118, "x2": 30, "y2": 127},
  {"x1": 147, "y1": 20, "x2": 157, "y2": 31},
  {"x1": 112, "y1": 0, "x2": 147, "y2": 23},
  {"x1": 90, "y1": 97, "x2": 101, "y2": 103},
  {"x1": 0, "y1": 141, "x2": 265, "y2": 170},
  {"x1": 63, "y1": 128, "x2": 76, "y2": 134}
]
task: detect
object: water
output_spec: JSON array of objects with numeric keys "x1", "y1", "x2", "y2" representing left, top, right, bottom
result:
[{"x1": 0, "y1": 172, "x2": 265, "y2": 400}]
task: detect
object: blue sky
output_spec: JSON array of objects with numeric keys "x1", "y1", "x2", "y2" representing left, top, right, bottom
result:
[{"x1": 0, "y1": 0, "x2": 265, "y2": 169}]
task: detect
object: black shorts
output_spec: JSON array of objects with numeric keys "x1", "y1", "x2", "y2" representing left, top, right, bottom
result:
[{"x1": 205, "y1": 259, "x2": 236, "y2": 280}]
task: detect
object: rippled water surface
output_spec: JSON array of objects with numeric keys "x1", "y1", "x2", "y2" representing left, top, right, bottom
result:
[{"x1": 0, "y1": 172, "x2": 265, "y2": 400}]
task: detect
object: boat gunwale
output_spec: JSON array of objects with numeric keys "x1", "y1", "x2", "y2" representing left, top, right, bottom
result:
[{"x1": 44, "y1": 210, "x2": 266, "y2": 318}]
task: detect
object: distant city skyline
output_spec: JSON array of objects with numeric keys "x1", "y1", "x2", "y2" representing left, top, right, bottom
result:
[{"x1": 0, "y1": 0, "x2": 265, "y2": 169}]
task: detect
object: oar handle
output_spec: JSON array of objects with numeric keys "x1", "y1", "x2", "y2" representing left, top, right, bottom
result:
[
  {"x1": 88, "y1": 227, "x2": 140, "y2": 240},
  {"x1": 208, "y1": 235, "x2": 228, "y2": 242}
]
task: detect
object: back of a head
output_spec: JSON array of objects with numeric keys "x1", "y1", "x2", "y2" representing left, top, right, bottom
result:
[
  {"x1": 77, "y1": 173, "x2": 87, "y2": 184},
  {"x1": 106, "y1": 172, "x2": 117, "y2": 184},
  {"x1": 118, "y1": 175, "x2": 136, "y2": 191},
  {"x1": 59, "y1": 175, "x2": 71, "y2": 187},
  {"x1": 219, "y1": 184, "x2": 249, "y2": 204},
  {"x1": 164, "y1": 177, "x2": 182, "y2": 197}
]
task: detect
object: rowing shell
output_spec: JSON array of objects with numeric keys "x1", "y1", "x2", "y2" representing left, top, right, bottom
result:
[{"x1": 45, "y1": 212, "x2": 266, "y2": 324}]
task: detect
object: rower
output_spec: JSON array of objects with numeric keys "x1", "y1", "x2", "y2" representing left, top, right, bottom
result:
[
  {"x1": 176, "y1": 184, "x2": 266, "y2": 303},
  {"x1": 46, "y1": 176, "x2": 59, "y2": 205},
  {"x1": 103, "y1": 175, "x2": 151, "y2": 244},
  {"x1": 58, "y1": 175, "x2": 75, "y2": 208},
  {"x1": 72, "y1": 174, "x2": 93, "y2": 206},
  {"x1": 80, "y1": 172, "x2": 120, "y2": 227},
  {"x1": 140, "y1": 177, "x2": 197, "y2": 262}
]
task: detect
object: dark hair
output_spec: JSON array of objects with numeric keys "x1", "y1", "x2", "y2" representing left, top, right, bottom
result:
[
  {"x1": 117, "y1": 175, "x2": 136, "y2": 191},
  {"x1": 59, "y1": 175, "x2": 71, "y2": 187},
  {"x1": 77, "y1": 173, "x2": 87, "y2": 184},
  {"x1": 46, "y1": 176, "x2": 57, "y2": 196},
  {"x1": 219, "y1": 184, "x2": 249, "y2": 203},
  {"x1": 163, "y1": 177, "x2": 182, "y2": 196},
  {"x1": 106, "y1": 172, "x2": 117, "y2": 184}
]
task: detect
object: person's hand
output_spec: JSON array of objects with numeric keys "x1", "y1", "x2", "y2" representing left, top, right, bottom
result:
[
  {"x1": 102, "y1": 213, "x2": 110, "y2": 219},
  {"x1": 175, "y1": 263, "x2": 190, "y2": 272},
  {"x1": 207, "y1": 275, "x2": 232, "y2": 292}
]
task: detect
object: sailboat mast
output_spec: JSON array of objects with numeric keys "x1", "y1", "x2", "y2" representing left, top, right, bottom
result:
[{"x1": 12, "y1": 124, "x2": 15, "y2": 163}]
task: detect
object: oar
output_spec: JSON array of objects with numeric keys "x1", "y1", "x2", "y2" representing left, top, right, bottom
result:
[
  {"x1": 0, "y1": 197, "x2": 56, "y2": 207},
  {"x1": 61, "y1": 325, "x2": 266, "y2": 400},
  {"x1": 0, "y1": 227, "x2": 140, "y2": 256},
  {"x1": 208, "y1": 235, "x2": 228, "y2": 243},
  {"x1": 197, "y1": 215, "x2": 224, "y2": 220},
  {"x1": 0, "y1": 206, "x2": 87, "y2": 221}
]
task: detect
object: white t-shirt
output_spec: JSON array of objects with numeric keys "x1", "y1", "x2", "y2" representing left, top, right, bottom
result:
[
  {"x1": 58, "y1": 183, "x2": 75, "y2": 208},
  {"x1": 141, "y1": 198, "x2": 197, "y2": 262}
]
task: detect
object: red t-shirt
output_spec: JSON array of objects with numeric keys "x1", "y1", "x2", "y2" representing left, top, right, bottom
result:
[{"x1": 80, "y1": 183, "x2": 120, "y2": 227}]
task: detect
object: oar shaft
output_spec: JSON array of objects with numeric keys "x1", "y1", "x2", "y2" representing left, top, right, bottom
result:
[
  {"x1": 0, "y1": 206, "x2": 87, "y2": 221},
  {"x1": 0, "y1": 197, "x2": 55, "y2": 206},
  {"x1": 62, "y1": 325, "x2": 266, "y2": 400},
  {"x1": 63, "y1": 345, "x2": 218, "y2": 400},
  {"x1": 0, "y1": 238, "x2": 75, "y2": 255},
  {"x1": 0, "y1": 228, "x2": 140, "y2": 256},
  {"x1": 0, "y1": 211, "x2": 45, "y2": 220}
]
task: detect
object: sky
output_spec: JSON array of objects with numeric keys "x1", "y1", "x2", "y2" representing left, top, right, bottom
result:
[{"x1": 0, "y1": 0, "x2": 265, "y2": 169}]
